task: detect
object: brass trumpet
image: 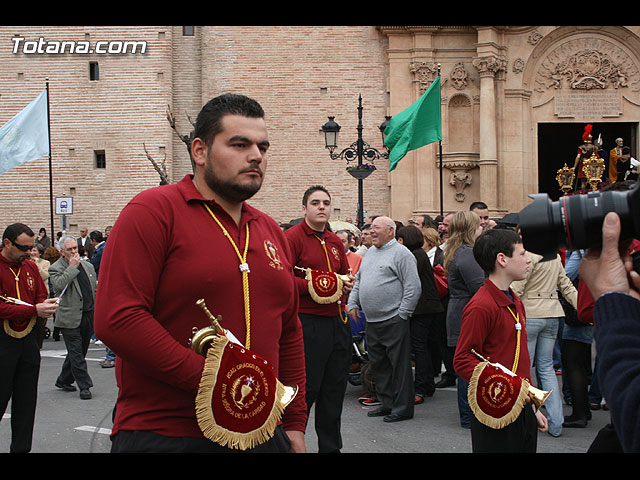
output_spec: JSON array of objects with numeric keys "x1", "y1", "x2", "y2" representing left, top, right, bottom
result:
[
  {"x1": 189, "y1": 299, "x2": 226, "y2": 356},
  {"x1": 527, "y1": 384, "x2": 552, "y2": 409}
]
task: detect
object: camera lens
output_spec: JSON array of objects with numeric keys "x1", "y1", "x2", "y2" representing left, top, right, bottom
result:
[{"x1": 519, "y1": 182, "x2": 640, "y2": 260}]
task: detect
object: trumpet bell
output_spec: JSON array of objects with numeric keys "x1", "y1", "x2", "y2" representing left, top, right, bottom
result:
[
  {"x1": 528, "y1": 385, "x2": 552, "y2": 409},
  {"x1": 190, "y1": 326, "x2": 218, "y2": 356}
]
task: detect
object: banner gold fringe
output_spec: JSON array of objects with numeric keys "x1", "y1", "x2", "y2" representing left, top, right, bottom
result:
[
  {"x1": 194, "y1": 335, "x2": 289, "y2": 450},
  {"x1": 3, "y1": 317, "x2": 36, "y2": 338},
  {"x1": 468, "y1": 361, "x2": 529, "y2": 430},
  {"x1": 306, "y1": 268, "x2": 344, "y2": 304}
]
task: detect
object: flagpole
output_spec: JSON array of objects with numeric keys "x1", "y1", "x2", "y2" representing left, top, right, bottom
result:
[
  {"x1": 437, "y1": 65, "x2": 443, "y2": 218},
  {"x1": 46, "y1": 79, "x2": 54, "y2": 239},
  {"x1": 439, "y1": 140, "x2": 443, "y2": 217}
]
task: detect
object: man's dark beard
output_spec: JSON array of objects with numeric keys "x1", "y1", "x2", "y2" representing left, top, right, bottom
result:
[{"x1": 203, "y1": 162, "x2": 263, "y2": 203}]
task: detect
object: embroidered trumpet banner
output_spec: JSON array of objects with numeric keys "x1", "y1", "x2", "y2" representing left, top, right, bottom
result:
[
  {"x1": 468, "y1": 361, "x2": 529, "y2": 430},
  {"x1": 195, "y1": 335, "x2": 296, "y2": 450}
]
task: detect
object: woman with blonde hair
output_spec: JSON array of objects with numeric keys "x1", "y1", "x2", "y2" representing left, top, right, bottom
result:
[
  {"x1": 443, "y1": 210, "x2": 485, "y2": 428},
  {"x1": 421, "y1": 227, "x2": 444, "y2": 267}
]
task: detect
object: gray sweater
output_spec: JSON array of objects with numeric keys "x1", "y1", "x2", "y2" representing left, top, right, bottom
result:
[{"x1": 347, "y1": 238, "x2": 421, "y2": 322}]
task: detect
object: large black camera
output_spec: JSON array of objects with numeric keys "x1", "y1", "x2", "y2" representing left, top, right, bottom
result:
[{"x1": 519, "y1": 181, "x2": 640, "y2": 261}]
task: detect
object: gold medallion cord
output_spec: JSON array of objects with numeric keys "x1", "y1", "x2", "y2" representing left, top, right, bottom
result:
[
  {"x1": 8, "y1": 267, "x2": 21, "y2": 300},
  {"x1": 506, "y1": 306, "x2": 521, "y2": 373},
  {"x1": 313, "y1": 234, "x2": 348, "y2": 324},
  {"x1": 203, "y1": 203, "x2": 252, "y2": 349}
]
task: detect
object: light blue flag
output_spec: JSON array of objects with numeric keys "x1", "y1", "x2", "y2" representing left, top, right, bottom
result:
[{"x1": 0, "y1": 90, "x2": 49, "y2": 175}]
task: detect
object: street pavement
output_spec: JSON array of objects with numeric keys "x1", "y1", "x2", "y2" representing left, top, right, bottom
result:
[{"x1": 1, "y1": 327, "x2": 612, "y2": 454}]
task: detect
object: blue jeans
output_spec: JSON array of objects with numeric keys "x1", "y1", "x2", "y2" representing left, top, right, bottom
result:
[
  {"x1": 457, "y1": 376, "x2": 470, "y2": 428},
  {"x1": 527, "y1": 317, "x2": 563, "y2": 436}
]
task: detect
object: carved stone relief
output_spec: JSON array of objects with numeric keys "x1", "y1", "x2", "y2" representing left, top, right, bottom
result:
[
  {"x1": 444, "y1": 92, "x2": 478, "y2": 202},
  {"x1": 513, "y1": 58, "x2": 525, "y2": 74},
  {"x1": 472, "y1": 55, "x2": 507, "y2": 77},
  {"x1": 450, "y1": 62, "x2": 468, "y2": 90},
  {"x1": 409, "y1": 61, "x2": 439, "y2": 94},
  {"x1": 527, "y1": 30, "x2": 543, "y2": 46},
  {"x1": 535, "y1": 38, "x2": 640, "y2": 93},
  {"x1": 445, "y1": 159, "x2": 478, "y2": 202}
]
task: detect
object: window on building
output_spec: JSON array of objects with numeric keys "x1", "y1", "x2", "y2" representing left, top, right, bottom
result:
[
  {"x1": 183, "y1": 26, "x2": 195, "y2": 36},
  {"x1": 89, "y1": 62, "x2": 99, "y2": 81},
  {"x1": 94, "y1": 150, "x2": 106, "y2": 169}
]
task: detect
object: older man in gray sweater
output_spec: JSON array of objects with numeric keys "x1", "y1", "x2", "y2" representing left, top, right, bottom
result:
[{"x1": 347, "y1": 216, "x2": 421, "y2": 422}]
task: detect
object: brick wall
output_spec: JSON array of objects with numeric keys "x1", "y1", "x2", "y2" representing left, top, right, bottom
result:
[{"x1": 0, "y1": 26, "x2": 390, "y2": 239}]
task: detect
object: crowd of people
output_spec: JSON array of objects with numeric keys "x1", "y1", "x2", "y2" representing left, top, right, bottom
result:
[
  {"x1": 0, "y1": 224, "x2": 112, "y2": 451},
  {"x1": 1, "y1": 92, "x2": 638, "y2": 453},
  {"x1": 318, "y1": 199, "x2": 634, "y2": 452}
]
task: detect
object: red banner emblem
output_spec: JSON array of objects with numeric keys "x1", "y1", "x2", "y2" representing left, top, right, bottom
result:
[
  {"x1": 468, "y1": 361, "x2": 529, "y2": 429},
  {"x1": 305, "y1": 268, "x2": 344, "y2": 304},
  {"x1": 195, "y1": 335, "x2": 297, "y2": 450}
]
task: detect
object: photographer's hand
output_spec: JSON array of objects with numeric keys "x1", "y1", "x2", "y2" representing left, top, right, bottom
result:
[{"x1": 580, "y1": 212, "x2": 640, "y2": 300}]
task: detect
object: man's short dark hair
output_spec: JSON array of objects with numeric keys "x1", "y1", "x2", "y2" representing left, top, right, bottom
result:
[
  {"x1": 89, "y1": 231, "x2": 104, "y2": 243},
  {"x1": 2, "y1": 223, "x2": 34, "y2": 243},
  {"x1": 473, "y1": 228, "x2": 522, "y2": 274},
  {"x1": 302, "y1": 185, "x2": 331, "y2": 206},
  {"x1": 397, "y1": 225, "x2": 425, "y2": 251},
  {"x1": 470, "y1": 201, "x2": 488, "y2": 211},
  {"x1": 193, "y1": 93, "x2": 265, "y2": 148}
]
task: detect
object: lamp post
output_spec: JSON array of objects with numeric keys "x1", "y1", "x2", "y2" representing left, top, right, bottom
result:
[{"x1": 321, "y1": 95, "x2": 390, "y2": 228}]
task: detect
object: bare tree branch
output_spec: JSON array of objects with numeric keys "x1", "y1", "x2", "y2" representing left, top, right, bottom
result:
[
  {"x1": 166, "y1": 104, "x2": 195, "y2": 172},
  {"x1": 143, "y1": 143, "x2": 170, "y2": 185}
]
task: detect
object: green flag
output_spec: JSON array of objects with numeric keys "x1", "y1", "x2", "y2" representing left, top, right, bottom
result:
[{"x1": 385, "y1": 76, "x2": 441, "y2": 172}]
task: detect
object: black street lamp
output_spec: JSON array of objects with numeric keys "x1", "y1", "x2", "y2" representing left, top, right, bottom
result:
[{"x1": 321, "y1": 95, "x2": 390, "y2": 228}]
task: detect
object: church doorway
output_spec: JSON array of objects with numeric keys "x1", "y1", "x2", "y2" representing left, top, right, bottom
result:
[{"x1": 537, "y1": 122, "x2": 637, "y2": 200}]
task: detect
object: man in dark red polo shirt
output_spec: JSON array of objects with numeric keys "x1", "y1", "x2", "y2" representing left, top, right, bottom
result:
[
  {"x1": 0, "y1": 223, "x2": 58, "y2": 452},
  {"x1": 285, "y1": 185, "x2": 354, "y2": 453},
  {"x1": 94, "y1": 94, "x2": 307, "y2": 453}
]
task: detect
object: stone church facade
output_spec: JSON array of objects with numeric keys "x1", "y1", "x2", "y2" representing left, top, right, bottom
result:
[{"x1": 1, "y1": 26, "x2": 639, "y2": 237}]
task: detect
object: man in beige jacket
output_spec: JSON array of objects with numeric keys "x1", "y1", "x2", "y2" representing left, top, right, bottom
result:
[{"x1": 511, "y1": 251, "x2": 577, "y2": 437}]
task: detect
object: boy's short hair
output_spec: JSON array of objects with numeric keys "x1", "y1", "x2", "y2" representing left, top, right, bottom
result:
[
  {"x1": 473, "y1": 228, "x2": 522, "y2": 274},
  {"x1": 302, "y1": 185, "x2": 331, "y2": 206}
]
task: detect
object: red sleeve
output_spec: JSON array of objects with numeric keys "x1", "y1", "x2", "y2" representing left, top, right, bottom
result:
[
  {"x1": 284, "y1": 228, "x2": 311, "y2": 298},
  {"x1": 0, "y1": 262, "x2": 46, "y2": 320},
  {"x1": 453, "y1": 303, "x2": 492, "y2": 382},
  {"x1": 93, "y1": 201, "x2": 205, "y2": 394},
  {"x1": 272, "y1": 236, "x2": 307, "y2": 431}
]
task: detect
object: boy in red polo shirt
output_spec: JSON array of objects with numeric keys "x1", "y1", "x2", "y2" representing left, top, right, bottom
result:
[
  {"x1": 454, "y1": 228, "x2": 548, "y2": 452},
  {"x1": 285, "y1": 185, "x2": 353, "y2": 453}
]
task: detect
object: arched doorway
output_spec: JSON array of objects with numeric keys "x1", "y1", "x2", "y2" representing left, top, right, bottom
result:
[
  {"x1": 523, "y1": 26, "x2": 640, "y2": 201},
  {"x1": 537, "y1": 122, "x2": 637, "y2": 200}
]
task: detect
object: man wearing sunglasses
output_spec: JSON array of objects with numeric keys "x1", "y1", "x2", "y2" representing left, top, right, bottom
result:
[{"x1": 0, "y1": 223, "x2": 59, "y2": 452}]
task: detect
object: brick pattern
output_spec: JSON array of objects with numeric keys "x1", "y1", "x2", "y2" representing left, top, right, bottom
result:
[{"x1": 0, "y1": 26, "x2": 390, "y2": 238}]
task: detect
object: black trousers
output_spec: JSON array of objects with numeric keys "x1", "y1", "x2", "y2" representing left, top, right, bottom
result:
[
  {"x1": 410, "y1": 312, "x2": 441, "y2": 397},
  {"x1": 111, "y1": 425, "x2": 292, "y2": 453},
  {"x1": 366, "y1": 315, "x2": 414, "y2": 418},
  {"x1": 561, "y1": 338, "x2": 591, "y2": 420},
  {"x1": 0, "y1": 326, "x2": 41, "y2": 453},
  {"x1": 299, "y1": 313, "x2": 351, "y2": 453},
  {"x1": 470, "y1": 404, "x2": 538, "y2": 453},
  {"x1": 57, "y1": 311, "x2": 94, "y2": 390},
  {"x1": 429, "y1": 301, "x2": 456, "y2": 381}
]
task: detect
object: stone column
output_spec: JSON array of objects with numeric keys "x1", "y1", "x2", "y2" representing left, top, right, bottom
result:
[{"x1": 472, "y1": 55, "x2": 505, "y2": 209}]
